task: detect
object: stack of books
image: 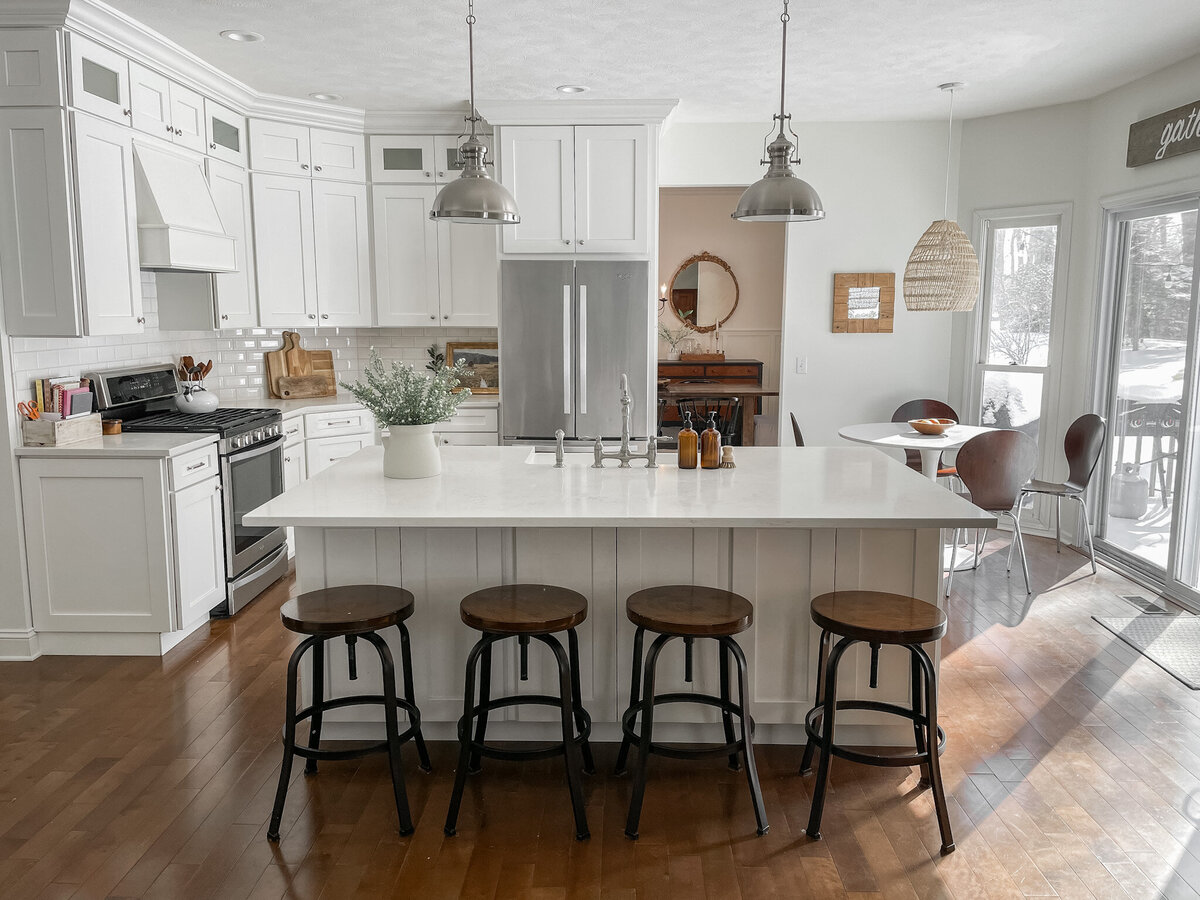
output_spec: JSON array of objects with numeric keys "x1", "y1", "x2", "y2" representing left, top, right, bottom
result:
[{"x1": 33, "y1": 376, "x2": 93, "y2": 420}]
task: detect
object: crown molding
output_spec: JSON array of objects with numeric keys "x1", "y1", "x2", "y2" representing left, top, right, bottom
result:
[
  {"x1": 476, "y1": 99, "x2": 679, "y2": 127},
  {"x1": 363, "y1": 108, "x2": 488, "y2": 135}
]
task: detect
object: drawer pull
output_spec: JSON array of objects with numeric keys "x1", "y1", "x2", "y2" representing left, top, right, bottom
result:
[
  {"x1": 285, "y1": 427, "x2": 300, "y2": 436},
  {"x1": 185, "y1": 460, "x2": 208, "y2": 471},
  {"x1": 323, "y1": 419, "x2": 354, "y2": 427}
]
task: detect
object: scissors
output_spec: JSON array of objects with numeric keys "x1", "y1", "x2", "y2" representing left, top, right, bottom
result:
[{"x1": 18, "y1": 401, "x2": 40, "y2": 420}]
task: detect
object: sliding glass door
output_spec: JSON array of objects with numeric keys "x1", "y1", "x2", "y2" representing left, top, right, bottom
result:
[{"x1": 1097, "y1": 199, "x2": 1200, "y2": 605}]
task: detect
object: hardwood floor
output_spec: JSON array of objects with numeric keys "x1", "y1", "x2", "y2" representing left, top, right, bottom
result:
[{"x1": 3, "y1": 535, "x2": 1199, "y2": 898}]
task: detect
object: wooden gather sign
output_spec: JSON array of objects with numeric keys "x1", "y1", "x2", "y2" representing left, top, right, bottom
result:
[{"x1": 1127, "y1": 98, "x2": 1200, "y2": 168}]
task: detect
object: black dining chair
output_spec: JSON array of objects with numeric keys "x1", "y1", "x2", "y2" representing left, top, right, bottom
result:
[
  {"x1": 790, "y1": 413, "x2": 805, "y2": 447},
  {"x1": 1017, "y1": 414, "x2": 1106, "y2": 575},
  {"x1": 678, "y1": 398, "x2": 742, "y2": 445},
  {"x1": 946, "y1": 430, "x2": 1039, "y2": 597},
  {"x1": 891, "y1": 399, "x2": 960, "y2": 479}
]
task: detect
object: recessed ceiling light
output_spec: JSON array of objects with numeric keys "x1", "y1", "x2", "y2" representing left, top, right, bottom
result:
[
  {"x1": 220, "y1": 30, "x2": 264, "y2": 43},
  {"x1": 556, "y1": 84, "x2": 588, "y2": 95},
  {"x1": 309, "y1": 92, "x2": 344, "y2": 102}
]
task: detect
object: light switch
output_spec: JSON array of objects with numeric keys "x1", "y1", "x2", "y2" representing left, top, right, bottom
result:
[{"x1": 795, "y1": 356, "x2": 808, "y2": 375}]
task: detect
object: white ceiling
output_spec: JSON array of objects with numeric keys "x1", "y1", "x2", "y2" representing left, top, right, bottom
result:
[{"x1": 80, "y1": 0, "x2": 1200, "y2": 121}]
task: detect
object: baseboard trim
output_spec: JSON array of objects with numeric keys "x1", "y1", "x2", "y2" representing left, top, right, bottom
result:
[
  {"x1": 36, "y1": 618, "x2": 207, "y2": 657},
  {"x1": 0, "y1": 629, "x2": 41, "y2": 661}
]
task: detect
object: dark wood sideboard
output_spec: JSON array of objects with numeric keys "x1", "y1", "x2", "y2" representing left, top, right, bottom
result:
[{"x1": 657, "y1": 358, "x2": 765, "y2": 431}]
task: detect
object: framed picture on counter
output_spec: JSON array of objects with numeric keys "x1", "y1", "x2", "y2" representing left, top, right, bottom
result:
[{"x1": 445, "y1": 341, "x2": 499, "y2": 394}]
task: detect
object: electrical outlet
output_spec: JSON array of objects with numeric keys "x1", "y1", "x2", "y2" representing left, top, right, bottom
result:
[{"x1": 795, "y1": 356, "x2": 808, "y2": 375}]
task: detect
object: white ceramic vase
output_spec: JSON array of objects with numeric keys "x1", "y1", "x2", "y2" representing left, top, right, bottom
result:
[{"x1": 381, "y1": 423, "x2": 441, "y2": 479}]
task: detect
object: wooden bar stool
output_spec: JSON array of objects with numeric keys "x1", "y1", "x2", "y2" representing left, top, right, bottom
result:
[
  {"x1": 800, "y1": 590, "x2": 954, "y2": 854},
  {"x1": 268, "y1": 584, "x2": 431, "y2": 842},
  {"x1": 615, "y1": 585, "x2": 768, "y2": 839},
  {"x1": 444, "y1": 584, "x2": 594, "y2": 841}
]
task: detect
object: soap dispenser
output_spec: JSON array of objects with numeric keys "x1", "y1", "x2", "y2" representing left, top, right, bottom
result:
[
  {"x1": 700, "y1": 411, "x2": 721, "y2": 469},
  {"x1": 677, "y1": 410, "x2": 698, "y2": 469}
]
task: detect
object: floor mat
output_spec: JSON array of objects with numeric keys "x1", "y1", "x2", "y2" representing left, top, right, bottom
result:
[{"x1": 1093, "y1": 615, "x2": 1200, "y2": 689}]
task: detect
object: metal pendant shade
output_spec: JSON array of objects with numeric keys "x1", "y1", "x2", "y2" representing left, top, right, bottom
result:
[
  {"x1": 903, "y1": 84, "x2": 979, "y2": 310},
  {"x1": 430, "y1": 0, "x2": 519, "y2": 226},
  {"x1": 732, "y1": 0, "x2": 824, "y2": 223}
]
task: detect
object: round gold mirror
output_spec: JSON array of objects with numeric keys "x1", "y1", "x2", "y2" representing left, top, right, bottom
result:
[{"x1": 668, "y1": 251, "x2": 739, "y2": 333}]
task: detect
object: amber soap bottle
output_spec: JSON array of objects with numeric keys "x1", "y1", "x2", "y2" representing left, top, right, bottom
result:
[
  {"x1": 700, "y1": 411, "x2": 721, "y2": 469},
  {"x1": 677, "y1": 410, "x2": 698, "y2": 469}
]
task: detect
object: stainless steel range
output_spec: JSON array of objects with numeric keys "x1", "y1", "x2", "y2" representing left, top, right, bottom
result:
[{"x1": 87, "y1": 363, "x2": 289, "y2": 616}]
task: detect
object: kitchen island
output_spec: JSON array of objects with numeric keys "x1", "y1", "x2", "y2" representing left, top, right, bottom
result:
[{"x1": 245, "y1": 445, "x2": 993, "y2": 745}]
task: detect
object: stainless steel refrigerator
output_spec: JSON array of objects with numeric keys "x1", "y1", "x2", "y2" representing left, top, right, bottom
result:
[{"x1": 500, "y1": 260, "x2": 653, "y2": 444}]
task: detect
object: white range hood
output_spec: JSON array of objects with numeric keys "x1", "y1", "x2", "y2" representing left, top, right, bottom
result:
[{"x1": 132, "y1": 142, "x2": 236, "y2": 272}]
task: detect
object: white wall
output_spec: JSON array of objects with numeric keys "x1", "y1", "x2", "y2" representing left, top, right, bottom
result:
[{"x1": 664, "y1": 121, "x2": 960, "y2": 448}]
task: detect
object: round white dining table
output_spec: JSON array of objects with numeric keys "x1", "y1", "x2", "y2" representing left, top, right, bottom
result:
[{"x1": 838, "y1": 422, "x2": 996, "y2": 480}]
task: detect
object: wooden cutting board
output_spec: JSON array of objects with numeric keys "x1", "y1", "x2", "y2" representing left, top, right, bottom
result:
[
  {"x1": 264, "y1": 332, "x2": 298, "y2": 399},
  {"x1": 278, "y1": 375, "x2": 333, "y2": 399},
  {"x1": 309, "y1": 350, "x2": 337, "y2": 395},
  {"x1": 285, "y1": 337, "x2": 312, "y2": 376}
]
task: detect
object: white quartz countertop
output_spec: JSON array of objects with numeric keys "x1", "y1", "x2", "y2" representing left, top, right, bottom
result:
[
  {"x1": 223, "y1": 394, "x2": 499, "y2": 416},
  {"x1": 245, "y1": 445, "x2": 996, "y2": 530},
  {"x1": 15, "y1": 432, "x2": 218, "y2": 458}
]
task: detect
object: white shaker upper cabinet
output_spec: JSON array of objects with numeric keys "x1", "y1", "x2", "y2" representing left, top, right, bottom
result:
[
  {"x1": 168, "y1": 82, "x2": 205, "y2": 154},
  {"x1": 573, "y1": 125, "x2": 649, "y2": 255},
  {"x1": 71, "y1": 112, "x2": 143, "y2": 335},
  {"x1": 249, "y1": 119, "x2": 311, "y2": 176},
  {"x1": 369, "y1": 135, "x2": 436, "y2": 184},
  {"x1": 0, "y1": 29, "x2": 64, "y2": 106},
  {"x1": 498, "y1": 125, "x2": 574, "y2": 254},
  {"x1": 252, "y1": 173, "x2": 317, "y2": 325},
  {"x1": 206, "y1": 158, "x2": 257, "y2": 328},
  {"x1": 373, "y1": 184, "x2": 440, "y2": 326},
  {"x1": 67, "y1": 33, "x2": 130, "y2": 125},
  {"x1": 310, "y1": 128, "x2": 366, "y2": 181},
  {"x1": 311, "y1": 179, "x2": 372, "y2": 326},
  {"x1": 128, "y1": 63, "x2": 206, "y2": 154},
  {"x1": 204, "y1": 98, "x2": 246, "y2": 166}
]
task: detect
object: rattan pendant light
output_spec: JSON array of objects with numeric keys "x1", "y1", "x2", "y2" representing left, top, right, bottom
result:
[{"x1": 903, "y1": 83, "x2": 980, "y2": 311}]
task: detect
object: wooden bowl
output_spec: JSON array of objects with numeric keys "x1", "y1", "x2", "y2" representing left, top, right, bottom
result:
[{"x1": 908, "y1": 417, "x2": 956, "y2": 435}]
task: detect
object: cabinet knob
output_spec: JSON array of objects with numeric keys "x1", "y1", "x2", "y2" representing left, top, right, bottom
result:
[
  {"x1": 122, "y1": 108, "x2": 131, "y2": 117},
  {"x1": 221, "y1": 314, "x2": 229, "y2": 321},
  {"x1": 308, "y1": 314, "x2": 316, "y2": 320},
  {"x1": 563, "y1": 239, "x2": 570, "y2": 245},
  {"x1": 321, "y1": 314, "x2": 329, "y2": 320},
  {"x1": 165, "y1": 124, "x2": 173, "y2": 133},
  {"x1": 578, "y1": 240, "x2": 585, "y2": 245},
  {"x1": 314, "y1": 165, "x2": 322, "y2": 172},
  {"x1": 175, "y1": 127, "x2": 183, "y2": 136},
  {"x1": 210, "y1": 142, "x2": 217, "y2": 150},
  {"x1": 429, "y1": 314, "x2": 435, "y2": 320},
  {"x1": 136, "y1": 316, "x2": 145, "y2": 324},
  {"x1": 301, "y1": 163, "x2": 310, "y2": 170},
  {"x1": 424, "y1": 171, "x2": 432, "y2": 178},
  {"x1": 437, "y1": 171, "x2": 446, "y2": 178},
  {"x1": 443, "y1": 314, "x2": 449, "y2": 320},
  {"x1": 284, "y1": 455, "x2": 291, "y2": 463}
]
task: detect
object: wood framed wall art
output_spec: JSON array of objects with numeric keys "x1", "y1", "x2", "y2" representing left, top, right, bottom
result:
[
  {"x1": 832, "y1": 273, "x2": 895, "y2": 333},
  {"x1": 445, "y1": 341, "x2": 499, "y2": 394}
]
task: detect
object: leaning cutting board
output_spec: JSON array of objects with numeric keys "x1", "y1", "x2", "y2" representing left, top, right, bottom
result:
[
  {"x1": 264, "y1": 331, "x2": 299, "y2": 398},
  {"x1": 285, "y1": 336, "x2": 312, "y2": 376},
  {"x1": 278, "y1": 375, "x2": 331, "y2": 399},
  {"x1": 309, "y1": 350, "x2": 337, "y2": 395}
]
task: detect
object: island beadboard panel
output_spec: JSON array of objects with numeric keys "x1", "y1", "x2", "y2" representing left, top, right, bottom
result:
[{"x1": 292, "y1": 523, "x2": 941, "y2": 747}]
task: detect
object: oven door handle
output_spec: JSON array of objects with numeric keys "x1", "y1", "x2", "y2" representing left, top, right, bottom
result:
[{"x1": 224, "y1": 434, "x2": 284, "y2": 461}]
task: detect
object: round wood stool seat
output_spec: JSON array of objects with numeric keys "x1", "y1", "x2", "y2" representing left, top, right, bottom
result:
[
  {"x1": 626, "y1": 585, "x2": 753, "y2": 636},
  {"x1": 280, "y1": 584, "x2": 415, "y2": 636},
  {"x1": 460, "y1": 583, "x2": 588, "y2": 634},
  {"x1": 810, "y1": 590, "x2": 946, "y2": 645}
]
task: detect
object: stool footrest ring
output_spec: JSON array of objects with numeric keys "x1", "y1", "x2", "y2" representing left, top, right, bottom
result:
[
  {"x1": 621, "y1": 692, "x2": 754, "y2": 761},
  {"x1": 283, "y1": 694, "x2": 424, "y2": 762},
  {"x1": 804, "y1": 699, "x2": 946, "y2": 768},
  {"x1": 456, "y1": 693, "x2": 592, "y2": 763}
]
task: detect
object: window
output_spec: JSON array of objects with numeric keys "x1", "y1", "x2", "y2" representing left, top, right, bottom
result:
[{"x1": 972, "y1": 208, "x2": 1071, "y2": 442}]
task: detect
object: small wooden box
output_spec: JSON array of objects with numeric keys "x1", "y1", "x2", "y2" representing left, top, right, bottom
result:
[
  {"x1": 678, "y1": 352, "x2": 726, "y2": 361},
  {"x1": 21, "y1": 413, "x2": 102, "y2": 447}
]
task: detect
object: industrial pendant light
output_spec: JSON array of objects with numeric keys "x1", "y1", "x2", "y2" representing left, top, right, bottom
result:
[
  {"x1": 731, "y1": 0, "x2": 824, "y2": 223},
  {"x1": 902, "y1": 83, "x2": 980, "y2": 311},
  {"x1": 430, "y1": 0, "x2": 520, "y2": 225}
]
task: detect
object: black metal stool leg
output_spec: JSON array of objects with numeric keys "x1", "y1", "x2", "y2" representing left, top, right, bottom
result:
[
  {"x1": 540, "y1": 634, "x2": 590, "y2": 840},
  {"x1": 398, "y1": 622, "x2": 431, "y2": 773},
  {"x1": 719, "y1": 638, "x2": 742, "y2": 772},
  {"x1": 626, "y1": 633, "x2": 670, "y2": 840},
  {"x1": 726, "y1": 637, "x2": 767, "y2": 835},
  {"x1": 910, "y1": 646, "x2": 931, "y2": 786},
  {"x1": 800, "y1": 629, "x2": 832, "y2": 775},
  {"x1": 806, "y1": 636, "x2": 854, "y2": 841},
  {"x1": 304, "y1": 637, "x2": 326, "y2": 775},
  {"x1": 614, "y1": 626, "x2": 645, "y2": 775},
  {"x1": 445, "y1": 634, "x2": 489, "y2": 837},
  {"x1": 914, "y1": 646, "x2": 955, "y2": 854},
  {"x1": 362, "y1": 631, "x2": 414, "y2": 836},
  {"x1": 467, "y1": 640, "x2": 493, "y2": 774},
  {"x1": 268, "y1": 635, "x2": 317, "y2": 841},
  {"x1": 567, "y1": 627, "x2": 596, "y2": 776}
]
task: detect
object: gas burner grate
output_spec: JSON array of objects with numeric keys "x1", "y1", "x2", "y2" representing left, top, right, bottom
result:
[{"x1": 122, "y1": 407, "x2": 278, "y2": 434}]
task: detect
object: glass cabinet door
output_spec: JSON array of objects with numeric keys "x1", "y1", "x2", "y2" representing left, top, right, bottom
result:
[
  {"x1": 204, "y1": 98, "x2": 246, "y2": 165},
  {"x1": 369, "y1": 135, "x2": 435, "y2": 183},
  {"x1": 68, "y1": 33, "x2": 130, "y2": 125}
]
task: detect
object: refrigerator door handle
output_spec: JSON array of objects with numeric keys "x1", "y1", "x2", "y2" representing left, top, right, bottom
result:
[
  {"x1": 562, "y1": 285, "x2": 572, "y2": 415},
  {"x1": 578, "y1": 285, "x2": 587, "y2": 415}
]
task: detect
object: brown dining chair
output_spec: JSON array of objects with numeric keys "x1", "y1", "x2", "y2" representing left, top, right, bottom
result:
[
  {"x1": 790, "y1": 413, "x2": 805, "y2": 447},
  {"x1": 946, "y1": 430, "x2": 1039, "y2": 597},
  {"x1": 1017, "y1": 414, "x2": 1106, "y2": 574},
  {"x1": 891, "y1": 399, "x2": 960, "y2": 477}
]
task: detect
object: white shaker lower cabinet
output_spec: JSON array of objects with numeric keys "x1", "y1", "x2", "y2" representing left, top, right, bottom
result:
[
  {"x1": 71, "y1": 112, "x2": 144, "y2": 335},
  {"x1": 434, "y1": 404, "x2": 499, "y2": 445},
  {"x1": 18, "y1": 445, "x2": 225, "y2": 654},
  {"x1": 282, "y1": 424, "x2": 306, "y2": 557},
  {"x1": 303, "y1": 407, "x2": 377, "y2": 477},
  {"x1": 306, "y1": 434, "x2": 373, "y2": 476}
]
